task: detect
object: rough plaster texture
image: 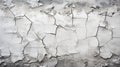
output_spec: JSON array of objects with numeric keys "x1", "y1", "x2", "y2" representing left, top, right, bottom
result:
[{"x1": 0, "y1": 0, "x2": 120, "y2": 67}]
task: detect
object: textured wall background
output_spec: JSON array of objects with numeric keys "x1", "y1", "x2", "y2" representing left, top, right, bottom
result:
[{"x1": 0, "y1": 0, "x2": 120, "y2": 67}]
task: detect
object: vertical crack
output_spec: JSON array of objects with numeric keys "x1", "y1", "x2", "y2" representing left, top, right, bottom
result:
[
  {"x1": 40, "y1": 10, "x2": 61, "y2": 36},
  {"x1": 94, "y1": 11, "x2": 113, "y2": 57},
  {"x1": 40, "y1": 9, "x2": 67, "y2": 37},
  {"x1": 55, "y1": 45, "x2": 58, "y2": 57},
  {"x1": 19, "y1": 33, "x2": 23, "y2": 44},
  {"x1": 84, "y1": 9, "x2": 94, "y2": 39},
  {"x1": 71, "y1": 6, "x2": 74, "y2": 26},
  {"x1": 104, "y1": 28, "x2": 114, "y2": 45},
  {"x1": 21, "y1": 42, "x2": 32, "y2": 63},
  {"x1": 100, "y1": 11, "x2": 114, "y2": 46},
  {"x1": 7, "y1": 8, "x2": 25, "y2": 44},
  {"x1": 103, "y1": 11, "x2": 109, "y2": 29},
  {"x1": 8, "y1": 8, "x2": 17, "y2": 25},
  {"x1": 95, "y1": 22, "x2": 113, "y2": 57},
  {"x1": 94, "y1": 25, "x2": 103, "y2": 57},
  {"x1": 41, "y1": 36, "x2": 49, "y2": 56},
  {"x1": 22, "y1": 42, "x2": 30, "y2": 57},
  {"x1": 34, "y1": 33, "x2": 49, "y2": 56},
  {"x1": 24, "y1": 15, "x2": 33, "y2": 35},
  {"x1": 67, "y1": 3, "x2": 75, "y2": 26},
  {"x1": 85, "y1": 13, "x2": 89, "y2": 38},
  {"x1": 16, "y1": 31, "x2": 24, "y2": 44}
]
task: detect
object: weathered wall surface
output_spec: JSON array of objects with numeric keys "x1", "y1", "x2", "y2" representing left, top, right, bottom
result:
[{"x1": 0, "y1": 0, "x2": 120, "y2": 67}]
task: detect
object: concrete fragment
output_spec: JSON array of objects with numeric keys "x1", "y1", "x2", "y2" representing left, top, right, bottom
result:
[
  {"x1": 43, "y1": 34, "x2": 57, "y2": 56},
  {"x1": 26, "y1": 0, "x2": 43, "y2": 8},
  {"x1": 97, "y1": 27, "x2": 112, "y2": 46},
  {"x1": 100, "y1": 47, "x2": 112, "y2": 59},
  {"x1": 113, "y1": 28, "x2": 120, "y2": 37},
  {"x1": 42, "y1": 58, "x2": 57, "y2": 67},
  {"x1": 107, "y1": 14, "x2": 120, "y2": 28},
  {"x1": 55, "y1": 13, "x2": 72, "y2": 26},
  {"x1": 76, "y1": 37, "x2": 98, "y2": 57},
  {"x1": 106, "y1": 38, "x2": 120, "y2": 55},
  {"x1": 73, "y1": 9, "x2": 87, "y2": 19},
  {"x1": 86, "y1": 12, "x2": 101, "y2": 37},
  {"x1": 24, "y1": 41, "x2": 46, "y2": 62}
]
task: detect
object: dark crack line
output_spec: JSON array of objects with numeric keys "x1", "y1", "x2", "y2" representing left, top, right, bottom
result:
[
  {"x1": 48, "y1": 23, "x2": 67, "y2": 36},
  {"x1": 94, "y1": 25, "x2": 113, "y2": 58},
  {"x1": 41, "y1": 36, "x2": 49, "y2": 55},
  {"x1": 16, "y1": 32, "x2": 24, "y2": 44},
  {"x1": 99, "y1": 11, "x2": 114, "y2": 47},
  {"x1": 34, "y1": 32, "x2": 42, "y2": 41},
  {"x1": 50, "y1": 45, "x2": 59, "y2": 59},
  {"x1": 40, "y1": 9, "x2": 56, "y2": 25},
  {"x1": 6, "y1": 31, "x2": 24, "y2": 44},
  {"x1": 40, "y1": 9, "x2": 69, "y2": 37},
  {"x1": 34, "y1": 32, "x2": 49, "y2": 56},
  {"x1": 103, "y1": 11, "x2": 109, "y2": 29},
  {"x1": 24, "y1": 15, "x2": 33, "y2": 35},
  {"x1": 84, "y1": 9, "x2": 94, "y2": 39},
  {"x1": 99, "y1": 12, "x2": 113, "y2": 17},
  {"x1": 8, "y1": 8, "x2": 17, "y2": 25},
  {"x1": 71, "y1": 7, "x2": 74, "y2": 26},
  {"x1": 102, "y1": 28, "x2": 114, "y2": 46},
  {"x1": 93, "y1": 11, "x2": 113, "y2": 57},
  {"x1": 40, "y1": 10, "x2": 61, "y2": 36},
  {"x1": 48, "y1": 25, "x2": 58, "y2": 36},
  {"x1": 6, "y1": 9, "x2": 24, "y2": 43},
  {"x1": 22, "y1": 42, "x2": 30, "y2": 57},
  {"x1": 85, "y1": 13, "x2": 89, "y2": 38},
  {"x1": 55, "y1": 45, "x2": 58, "y2": 57},
  {"x1": 94, "y1": 25, "x2": 103, "y2": 57},
  {"x1": 66, "y1": 3, "x2": 75, "y2": 26}
]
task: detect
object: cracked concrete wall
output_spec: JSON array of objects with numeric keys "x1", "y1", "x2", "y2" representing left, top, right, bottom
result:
[{"x1": 0, "y1": 0, "x2": 120, "y2": 67}]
